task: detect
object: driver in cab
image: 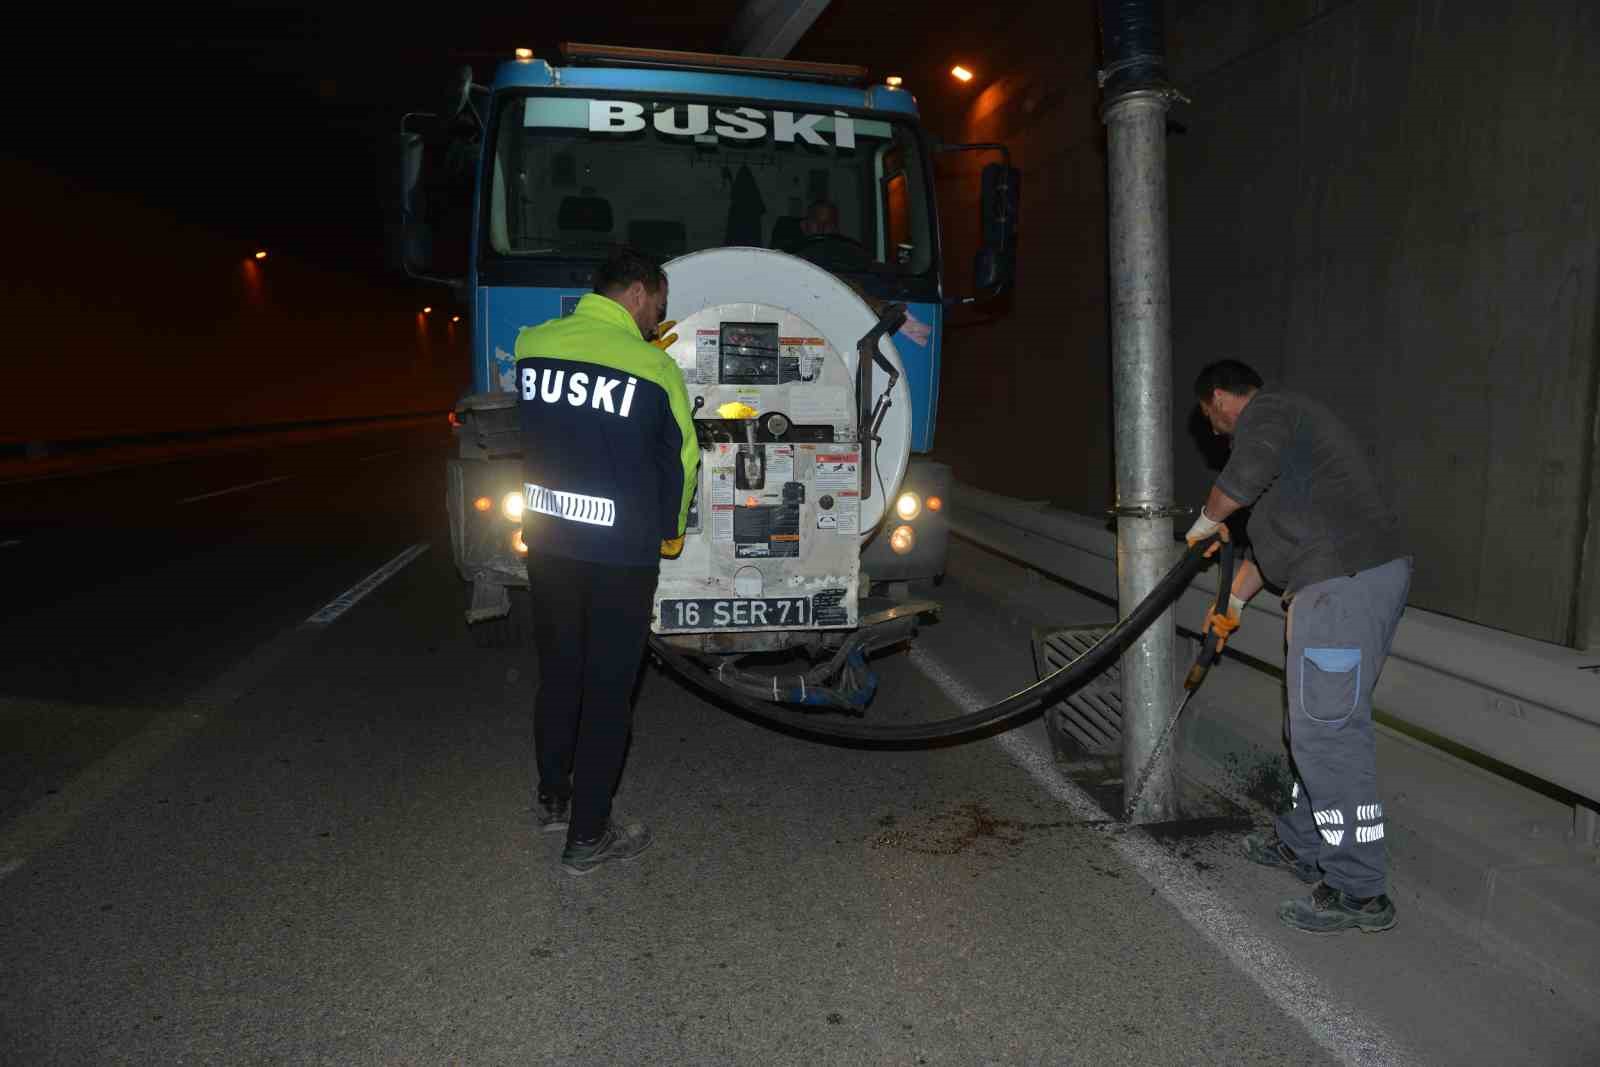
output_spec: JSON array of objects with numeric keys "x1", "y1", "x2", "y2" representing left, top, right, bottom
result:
[
  {"x1": 800, "y1": 199, "x2": 842, "y2": 238},
  {"x1": 791, "y1": 199, "x2": 934, "y2": 347}
]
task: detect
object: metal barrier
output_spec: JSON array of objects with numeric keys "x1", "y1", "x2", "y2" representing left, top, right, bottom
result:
[{"x1": 947, "y1": 483, "x2": 1600, "y2": 823}]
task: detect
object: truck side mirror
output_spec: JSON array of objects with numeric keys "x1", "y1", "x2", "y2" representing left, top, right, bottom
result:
[
  {"x1": 935, "y1": 142, "x2": 1020, "y2": 306},
  {"x1": 445, "y1": 65, "x2": 476, "y2": 121},
  {"x1": 973, "y1": 162, "x2": 1020, "y2": 294},
  {"x1": 397, "y1": 130, "x2": 435, "y2": 276},
  {"x1": 393, "y1": 116, "x2": 475, "y2": 286}
]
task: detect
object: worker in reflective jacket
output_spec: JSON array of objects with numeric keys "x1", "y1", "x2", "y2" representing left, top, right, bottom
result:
[{"x1": 514, "y1": 247, "x2": 698, "y2": 876}]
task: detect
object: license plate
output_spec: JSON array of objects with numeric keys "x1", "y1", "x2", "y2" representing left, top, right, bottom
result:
[{"x1": 658, "y1": 597, "x2": 810, "y2": 631}]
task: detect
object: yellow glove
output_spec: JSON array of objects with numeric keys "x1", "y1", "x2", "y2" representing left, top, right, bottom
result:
[
  {"x1": 1202, "y1": 595, "x2": 1245, "y2": 652},
  {"x1": 1185, "y1": 509, "x2": 1230, "y2": 558},
  {"x1": 651, "y1": 320, "x2": 679, "y2": 351},
  {"x1": 660, "y1": 535, "x2": 685, "y2": 559}
]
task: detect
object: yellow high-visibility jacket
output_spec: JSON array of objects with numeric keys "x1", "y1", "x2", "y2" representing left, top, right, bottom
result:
[{"x1": 513, "y1": 293, "x2": 698, "y2": 565}]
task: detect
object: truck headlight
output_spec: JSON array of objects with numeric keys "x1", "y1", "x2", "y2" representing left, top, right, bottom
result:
[
  {"x1": 895, "y1": 491, "x2": 921, "y2": 521},
  {"x1": 502, "y1": 491, "x2": 525, "y2": 521},
  {"x1": 889, "y1": 524, "x2": 916, "y2": 555}
]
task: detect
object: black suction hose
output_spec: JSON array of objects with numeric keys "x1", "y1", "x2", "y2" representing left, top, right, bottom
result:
[{"x1": 647, "y1": 535, "x2": 1233, "y2": 748}]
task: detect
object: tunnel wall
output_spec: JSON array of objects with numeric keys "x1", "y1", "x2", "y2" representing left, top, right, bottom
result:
[
  {"x1": 1164, "y1": 0, "x2": 1600, "y2": 646},
  {"x1": 928, "y1": 0, "x2": 1600, "y2": 646},
  {"x1": 1, "y1": 160, "x2": 467, "y2": 452},
  {"x1": 926, "y1": 3, "x2": 1117, "y2": 519}
]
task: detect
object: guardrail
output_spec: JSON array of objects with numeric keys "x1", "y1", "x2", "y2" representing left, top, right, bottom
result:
[{"x1": 947, "y1": 483, "x2": 1600, "y2": 822}]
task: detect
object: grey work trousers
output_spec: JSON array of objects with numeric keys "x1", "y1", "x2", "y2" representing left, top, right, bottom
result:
[{"x1": 1275, "y1": 556, "x2": 1412, "y2": 898}]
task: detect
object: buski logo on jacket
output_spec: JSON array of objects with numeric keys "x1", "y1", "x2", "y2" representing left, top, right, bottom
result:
[{"x1": 521, "y1": 366, "x2": 638, "y2": 418}]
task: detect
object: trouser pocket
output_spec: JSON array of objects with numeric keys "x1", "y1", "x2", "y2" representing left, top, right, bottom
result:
[{"x1": 1301, "y1": 646, "x2": 1360, "y2": 725}]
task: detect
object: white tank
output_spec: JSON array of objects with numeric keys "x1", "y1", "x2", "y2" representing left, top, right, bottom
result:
[{"x1": 661, "y1": 247, "x2": 911, "y2": 534}]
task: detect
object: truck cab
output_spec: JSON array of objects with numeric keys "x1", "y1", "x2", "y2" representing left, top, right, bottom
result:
[{"x1": 398, "y1": 43, "x2": 1015, "y2": 691}]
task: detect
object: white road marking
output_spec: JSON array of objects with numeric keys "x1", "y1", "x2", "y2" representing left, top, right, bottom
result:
[
  {"x1": 908, "y1": 645, "x2": 1405, "y2": 1067},
  {"x1": 0, "y1": 706, "x2": 212, "y2": 885},
  {"x1": 305, "y1": 543, "x2": 430, "y2": 625},
  {"x1": 178, "y1": 474, "x2": 292, "y2": 504},
  {"x1": 0, "y1": 540, "x2": 433, "y2": 883}
]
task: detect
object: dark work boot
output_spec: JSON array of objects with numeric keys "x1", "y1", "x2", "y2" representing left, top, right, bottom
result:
[
  {"x1": 534, "y1": 793, "x2": 570, "y2": 834},
  {"x1": 1243, "y1": 830, "x2": 1320, "y2": 885},
  {"x1": 560, "y1": 822, "x2": 654, "y2": 876},
  {"x1": 1278, "y1": 882, "x2": 1397, "y2": 934}
]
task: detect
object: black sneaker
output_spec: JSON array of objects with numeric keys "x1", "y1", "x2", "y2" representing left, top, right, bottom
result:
[
  {"x1": 534, "y1": 793, "x2": 569, "y2": 834},
  {"x1": 560, "y1": 822, "x2": 654, "y2": 876},
  {"x1": 1243, "y1": 830, "x2": 1320, "y2": 885},
  {"x1": 1278, "y1": 882, "x2": 1397, "y2": 934}
]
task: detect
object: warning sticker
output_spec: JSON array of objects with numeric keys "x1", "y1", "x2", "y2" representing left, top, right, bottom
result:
[
  {"x1": 813, "y1": 452, "x2": 860, "y2": 535},
  {"x1": 814, "y1": 453, "x2": 860, "y2": 493},
  {"x1": 695, "y1": 330, "x2": 719, "y2": 385},
  {"x1": 707, "y1": 457, "x2": 735, "y2": 543},
  {"x1": 766, "y1": 445, "x2": 794, "y2": 484},
  {"x1": 830, "y1": 495, "x2": 860, "y2": 536},
  {"x1": 779, "y1": 336, "x2": 828, "y2": 382}
]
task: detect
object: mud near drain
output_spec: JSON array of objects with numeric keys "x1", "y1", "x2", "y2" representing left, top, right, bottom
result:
[
  {"x1": 869, "y1": 801, "x2": 1108, "y2": 857},
  {"x1": 1143, "y1": 815, "x2": 1255, "y2": 875},
  {"x1": 869, "y1": 800, "x2": 1258, "y2": 879},
  {"x1": 1221, "y1": 751, "x2": 1294, "y2": 812}
]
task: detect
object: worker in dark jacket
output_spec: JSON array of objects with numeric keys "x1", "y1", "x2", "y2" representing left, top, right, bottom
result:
[
  {"x1": 1185, "y1": 360, "x2": 1411, "y2": 933},
  {"x1": 514, "y1": 247, "x2": 698, "y2": 876}
]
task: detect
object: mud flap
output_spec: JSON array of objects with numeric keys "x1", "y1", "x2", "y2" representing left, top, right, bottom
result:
[{"x1": 466, "y1": 579, "x2": 511, "y2": 624}]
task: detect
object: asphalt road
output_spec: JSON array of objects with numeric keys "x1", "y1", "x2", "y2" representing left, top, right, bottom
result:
[{"x1": 2, "y1": 425, "x2": 1597, "y2": 1065}]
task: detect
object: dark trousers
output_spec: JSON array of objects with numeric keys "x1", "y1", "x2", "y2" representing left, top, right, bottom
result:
[{"x1": 525, "y1": 552, "x2": 658, "y2": 843}]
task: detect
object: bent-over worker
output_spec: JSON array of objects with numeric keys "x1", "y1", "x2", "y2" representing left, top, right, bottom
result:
[{"x1": 1185, "y1": 359, "x2": 1411, "y2": 933}]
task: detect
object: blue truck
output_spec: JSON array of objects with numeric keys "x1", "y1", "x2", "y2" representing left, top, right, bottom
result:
[{"x1": 397, "y1": 42, "x2": 1015, "y2": 706}]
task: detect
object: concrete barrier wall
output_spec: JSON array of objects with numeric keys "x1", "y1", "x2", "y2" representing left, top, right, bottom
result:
[{"x1": 2, "y1": 160, "x2": 466, "y2": 450}]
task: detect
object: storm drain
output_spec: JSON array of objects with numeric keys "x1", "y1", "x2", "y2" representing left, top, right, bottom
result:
[{"x1": 1031, "y1": 625, "x2": 1121, "y2": 755}]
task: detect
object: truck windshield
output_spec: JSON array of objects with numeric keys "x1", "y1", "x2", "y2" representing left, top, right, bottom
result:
[{"x1": 487, "y1": 94, "x2": 934, "y2": 276}]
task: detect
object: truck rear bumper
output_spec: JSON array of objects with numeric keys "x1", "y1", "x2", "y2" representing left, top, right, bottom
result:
[{"x1": 446, "y1": 457, "x2": 529, "y2": 587}]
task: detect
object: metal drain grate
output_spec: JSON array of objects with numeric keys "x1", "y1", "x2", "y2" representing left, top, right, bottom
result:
[{"x1": 1031, "y1": 625, "x2": 1121, "y2": 755}]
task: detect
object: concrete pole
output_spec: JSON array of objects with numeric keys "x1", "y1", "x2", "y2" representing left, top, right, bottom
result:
[{"x1": 1104, "y1": 88, "x2": 1179, "y2": 823}]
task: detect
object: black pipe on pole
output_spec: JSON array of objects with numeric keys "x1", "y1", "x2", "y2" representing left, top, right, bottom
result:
[{"x1": 1098, "y1": 0, "x2": 1168, "y2": 94}]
